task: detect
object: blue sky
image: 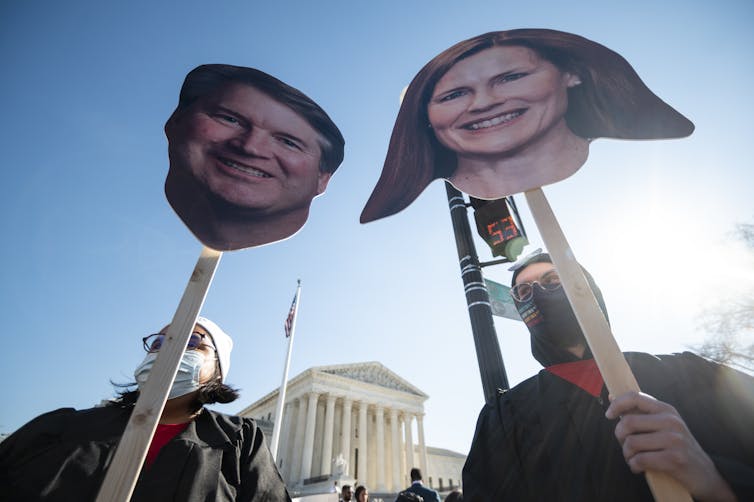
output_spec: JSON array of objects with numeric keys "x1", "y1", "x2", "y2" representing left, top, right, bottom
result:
[{"x1": 1, "y1": 0, "x2": 753, "y2": 456}]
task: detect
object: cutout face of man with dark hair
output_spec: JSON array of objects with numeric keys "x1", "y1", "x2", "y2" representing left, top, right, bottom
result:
[{"x1": 165, "y1": 82, "x2": 331, "y2": 251}]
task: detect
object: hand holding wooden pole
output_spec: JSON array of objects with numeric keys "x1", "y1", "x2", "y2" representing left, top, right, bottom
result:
[{"x1": 525, "y1": 188, "x2": 692, "y2": 502}]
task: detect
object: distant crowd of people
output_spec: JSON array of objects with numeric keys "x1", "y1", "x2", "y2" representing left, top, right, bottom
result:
[{"x1": 339, "y1": 469, "x2": 462, "y2": 502}]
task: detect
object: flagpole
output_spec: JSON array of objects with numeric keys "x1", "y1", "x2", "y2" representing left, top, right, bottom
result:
[{"x1": 270, "y1": 279, "x2": 301, "y2": 462}]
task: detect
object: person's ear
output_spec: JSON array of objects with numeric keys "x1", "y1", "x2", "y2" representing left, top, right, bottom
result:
[{"x1": 316, "y1": 171, "x2": 332, "y2": 195}]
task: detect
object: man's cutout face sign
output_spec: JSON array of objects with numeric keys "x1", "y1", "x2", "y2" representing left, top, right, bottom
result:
[
  {"x1": 165, "y1": 65, "x2": 344, "y2": 251},
  {"x1": 360, "y1": 29, "x2": 694, "y2": 223}
]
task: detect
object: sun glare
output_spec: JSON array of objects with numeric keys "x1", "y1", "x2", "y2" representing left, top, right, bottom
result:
[{"x1": 595, "y1": 194, "x2": 754, "y2": 321}]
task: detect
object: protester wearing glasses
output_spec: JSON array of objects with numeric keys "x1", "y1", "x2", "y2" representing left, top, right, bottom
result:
[
  {"x1": 462, "y1": 253, "x2": 754, "y2": 502},
  {"x1": 0, "y1": 316, "x2": 290, "y2": 501}
]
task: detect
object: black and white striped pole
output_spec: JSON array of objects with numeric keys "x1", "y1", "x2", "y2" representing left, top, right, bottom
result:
[{"x1": 445, "y1": 182, "x2": 509, "y2": 403}]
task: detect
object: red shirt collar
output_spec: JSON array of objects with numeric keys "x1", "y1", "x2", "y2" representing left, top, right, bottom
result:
[{"x1": 546, "y1": 359, "x2": 604, "y2": 398}]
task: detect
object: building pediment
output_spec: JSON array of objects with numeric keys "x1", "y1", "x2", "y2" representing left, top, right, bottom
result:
[
  {"x1": 316, "y1": 362, "x2": 426, "y2": 397},
  {"x1": 237, "y1": 360, "x2": 461, "y2": 496}
]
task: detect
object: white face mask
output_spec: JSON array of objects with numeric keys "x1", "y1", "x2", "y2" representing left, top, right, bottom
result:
[{"x1": 134, "y1": 350, "x2": 206, "y2": 400}]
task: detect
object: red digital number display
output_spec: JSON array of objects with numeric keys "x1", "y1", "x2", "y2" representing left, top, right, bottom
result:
[{"x1": 486, "y1": 216, "x2": 520, "y2": 246}]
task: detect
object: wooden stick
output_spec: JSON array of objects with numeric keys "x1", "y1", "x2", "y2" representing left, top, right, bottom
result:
[
  {"x1": 525, "y1": 188, "x2": 691, "y2": 502},
  {"x1": 96, "y1": 246, "x2": 222, "y2": 502}
]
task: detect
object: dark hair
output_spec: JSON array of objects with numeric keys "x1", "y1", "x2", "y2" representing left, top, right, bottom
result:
[
  {"x1": 170, "y1": 64, "x2": 345, "y2": 175},
  {"x1": 444, "y1": 490, "x2": 463, "y2": 502},
  {"x1": 410, "y1": 467, "x2": 423, "y2": 481},
  {"x1": 510, "y1": 251, "x2": 558, "y2": 287},
  {"x1": 341, "y1": 484, "x2": 352, "y2": 493},
  {"x1": 110, "y1": 381, "x2": 239, "y2": 411},
  {"x1": 360, "y1": 28, "x2": 694, "y2": 223},
  {"x1": 354, "y1": 485, "x2": 368, "y2": 500},
  {"x1": 109, "y1": 358, "x2": 240, "y2": 414}
]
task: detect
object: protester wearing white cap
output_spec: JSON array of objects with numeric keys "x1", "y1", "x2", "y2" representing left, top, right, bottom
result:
[
  {"x1": 196, "y1": 315, "x2": 233, "y2": 382},
  {"x1": 0, "y1": 317, "x2": 291, "y2": 501}
]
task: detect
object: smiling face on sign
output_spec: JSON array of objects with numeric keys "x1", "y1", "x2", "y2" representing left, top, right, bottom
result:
[
  {"x1": 427, "y1": 45, "x2": 586, "y2": 198},
  {"x1": 167, "y1": 83, "x2": 329, "y2": 217},
  {"x1": 165, "y1": 65, "x2": 344, "y2": 251},
  {"x1": 359, "y1": 29, "x2": 694, "y2": 224},
  {"x1": 429, "y1": 46, "x2": 581, "y2": 164}
]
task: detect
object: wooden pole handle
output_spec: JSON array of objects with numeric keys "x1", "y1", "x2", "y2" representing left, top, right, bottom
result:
[
  {"x1": 96, "y1": 246, "x2": 222, "y2": 502},
  {"x1": 525, "y1": 188, "x2": 692, "y2": 502}
]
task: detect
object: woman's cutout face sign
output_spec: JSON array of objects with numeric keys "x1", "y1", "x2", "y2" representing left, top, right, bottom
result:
[
  {"x1": 428, "y1": 45, "x2": 584, "y2": 199},
  {"x1": 428, "y1": 45, "x2": 580, "y2": 161},
  {"x1": 165, "y1": 82, "x2": 331, "y2": 251},
  {"x1": 359, "y1": 29, "x2": 694, "y2": 224}
]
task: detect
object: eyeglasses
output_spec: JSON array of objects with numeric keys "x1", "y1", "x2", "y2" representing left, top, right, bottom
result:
[
  {"x1": 510, "y1": 269, "x2": 562, "y2": 302},
  {"x1": 142, "y1": 332, "x2": 216, "y2": 353}
]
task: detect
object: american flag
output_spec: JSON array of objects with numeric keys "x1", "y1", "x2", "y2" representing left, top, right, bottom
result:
[{"x1": 284, "y1": 283, "x2": 300, "y2": 338}]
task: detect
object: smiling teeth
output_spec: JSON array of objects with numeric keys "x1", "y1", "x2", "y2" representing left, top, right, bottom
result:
[
  {"x1": 468, "y1": 111, "x2": 523, "y2": 130},
  {"x1": 221, "y1": 159, "x2": 271, "y2": 177}
]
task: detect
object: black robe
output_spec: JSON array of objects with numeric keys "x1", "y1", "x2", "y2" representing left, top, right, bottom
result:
[
  {"x1": 0, "y1": 405, "x2": 291, "y2": 501},
  {"x1": 462, "y1": 352, "x2": 754, "y2": 501}
]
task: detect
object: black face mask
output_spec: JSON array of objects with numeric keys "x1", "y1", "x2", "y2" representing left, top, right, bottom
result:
[{"x1": 514, "y1": 269, "x2": 608, "y2": 367}]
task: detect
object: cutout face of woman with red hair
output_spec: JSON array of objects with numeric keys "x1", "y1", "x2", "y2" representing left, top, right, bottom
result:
[
  {"x1": 360, "y1": 29, "x2": 693, "y2": 223},
  {"x1": 427, "y1": 44, "x2": 585, "y2": 198}
]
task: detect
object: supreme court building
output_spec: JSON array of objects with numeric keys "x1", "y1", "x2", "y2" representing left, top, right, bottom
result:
[{"x1": 239, "y1": 362, "x2": 465, "y2": 495}]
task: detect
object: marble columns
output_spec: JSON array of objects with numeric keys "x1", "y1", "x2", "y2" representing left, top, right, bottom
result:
[
  {"x1": 291, "y1": 396, "x2": 308, "y2": 482},
  {"x1": 390, "y1": 408, "x2": 401, "y2": 491},
  {"x1": 357, "y1": 401, "x2": 368, "y2": 483},
  {"x1": 404, "y1": 412, "x2": 414, "y2": 473},
  {"x1": 320, "y1": 394, "x2": 337, "y2": 476},
  {"x1": 416, "y1": 413, "x2": 429, "y2": 478},
  {"x1": 375, "y1": 404, "x2": 386, "y2": 491},
  {"x1": 341, "y1": 397, "x2": 353, "y2": 474},
  {"x1": 300, "y1": 392, "x2": 320, "y2": 480}
]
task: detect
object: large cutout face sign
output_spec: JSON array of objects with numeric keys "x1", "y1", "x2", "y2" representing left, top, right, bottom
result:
[
  {"x1": 166, "y1": 65, "x2": 344, "y2": 250},
  {"x1": 361, "y1": 29, "x2": 694, "y2": 222},
  {"x1": 427, "y1": 44, "x2": 585, "y2": 198}
]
